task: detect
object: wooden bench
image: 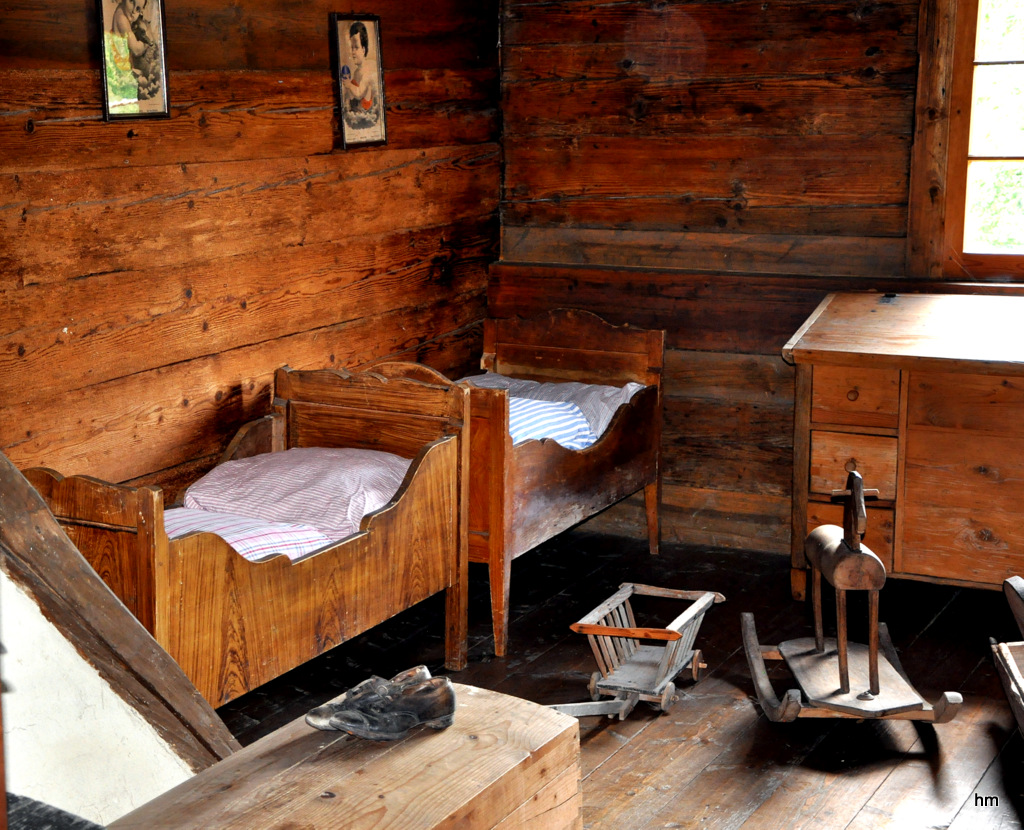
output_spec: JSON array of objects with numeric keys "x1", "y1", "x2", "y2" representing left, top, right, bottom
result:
[{"x1": 110, "y1": 684, "x2": 582, "y2": 829}]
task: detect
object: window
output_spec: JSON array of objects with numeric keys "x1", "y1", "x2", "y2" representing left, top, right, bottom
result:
[{"x1": 944, "y1": 0, "x2": 1024, "y2": 278}]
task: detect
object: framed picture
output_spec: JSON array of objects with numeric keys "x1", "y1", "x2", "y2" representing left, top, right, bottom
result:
[
  {"x1": 330, "y1": 13, "x2": 387, "y2": 148},
  {"x1": 97, "y1": 0, "x2": 169, "y2": 120}
]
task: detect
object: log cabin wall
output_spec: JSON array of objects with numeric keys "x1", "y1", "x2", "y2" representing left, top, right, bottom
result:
[
  {"x1": 0, "y1": 0, "x2": 500, "y2": 495},
  {"x1": 493, "y1": 0, "x2": 932, "y2": 553}
]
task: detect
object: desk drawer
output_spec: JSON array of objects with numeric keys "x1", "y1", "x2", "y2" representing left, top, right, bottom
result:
[
  {"x1": 908, "y1": 371, "x2": 1024, "y2": 433},
  {"x1": 809, "y1": 431, "x2": 897, "y2": 500},
  {"x1": 812, "y1": 366, "x2": 900, "y2": 428}
]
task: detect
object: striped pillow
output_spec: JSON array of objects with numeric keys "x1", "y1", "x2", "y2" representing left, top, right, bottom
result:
[
  {"x1": 508, "y1": 397, "x2": 599, "y2": 450},
  {"x1": 183, "y1": 447, "x2": 412, "y2": 542},
  {"x1": 164, "y1": 508, "x2": 333, "y2": 562},
  {"x1": 463, "y1": 372, "x2": 644, "y2": 437}
]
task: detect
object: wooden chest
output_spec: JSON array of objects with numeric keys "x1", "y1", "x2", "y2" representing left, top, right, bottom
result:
[
  {"x1": 110, "y1": 684, "x2": 582, "y2": 829},
  {"x1": 785, "y1": 292, "x2": 1024, "y2": 599}
]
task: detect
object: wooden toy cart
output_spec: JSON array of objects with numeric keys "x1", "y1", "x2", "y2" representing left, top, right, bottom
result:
[{"x1": 550, "y1": 583, "x2": 725, "y2": 720}]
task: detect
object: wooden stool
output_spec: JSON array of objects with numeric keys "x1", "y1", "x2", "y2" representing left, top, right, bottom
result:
[
  {"x1": 110, "y1": 684, "x2": 582, "y2": 829},
  {"x1": 742, "y1": 471, "x2": 962, "y2": 723}
]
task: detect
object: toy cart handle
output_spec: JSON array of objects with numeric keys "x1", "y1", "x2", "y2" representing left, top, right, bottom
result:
[
  {"x1": 571, "y1": 591, "x2": 720, "y2": 640},
  {"x1": 571, "y1": 623, "x2": 683, "y2": 641},
  {"x1": 572, "y1": 584, "x2": 726, "y2": 629},
  {"x1": 627, "y1": 584, "x2": 726, "y2": 604}
]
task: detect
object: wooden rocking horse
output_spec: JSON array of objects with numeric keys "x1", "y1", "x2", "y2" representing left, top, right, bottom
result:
[{"x1": 742, "y1": 471, "x2": 962, "y2": 723}]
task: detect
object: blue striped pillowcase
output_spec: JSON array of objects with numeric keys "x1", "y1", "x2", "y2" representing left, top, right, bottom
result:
[{"x1": 508, "y1": 397, "x2": 599, "y2": 450}]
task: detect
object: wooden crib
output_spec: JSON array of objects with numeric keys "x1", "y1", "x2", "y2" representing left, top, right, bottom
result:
[
  {"x1": 25, "y1": 363, "x2": 468, "y2": 706},
  {"x1": 463, "y1": 309, "x2": 665, "y2": 656}
]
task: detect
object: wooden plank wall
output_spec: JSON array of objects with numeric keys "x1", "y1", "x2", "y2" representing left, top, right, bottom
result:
[
  {"x1": 0, "y1": 0, "x2": 499, "y2": 493},
  {"x1": 495, "y1": 0, "x2": 925, "y2": 553}
]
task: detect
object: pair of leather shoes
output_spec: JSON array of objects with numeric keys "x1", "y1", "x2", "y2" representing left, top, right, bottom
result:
[
  {"x1": 305, "y1": 666, "x2": 456, "y2": 741},
  {"x1": 305, "y1": 665, "x2": 431, "y2": 729}
]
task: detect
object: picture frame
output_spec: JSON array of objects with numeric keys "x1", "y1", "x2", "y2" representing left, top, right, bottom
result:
[
  {"x1": 329, "y1": 13, "x2": 387, "y2": 148},
  {"x1": 97, "y1": 0, "x2": 169, "y2": 120}
]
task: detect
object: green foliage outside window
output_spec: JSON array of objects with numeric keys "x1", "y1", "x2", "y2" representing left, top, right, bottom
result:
[
  {"x1": 965, "y1": 0, "x2": 1024, "y2": 254},
  {"x1": 965, "y1": 163, "x2": 1024, "y2": 253}
]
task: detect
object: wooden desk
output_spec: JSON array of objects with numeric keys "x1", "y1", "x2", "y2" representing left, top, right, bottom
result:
[
  {"x1": 110, "y1": 684, "x2": 581, "y2": 829},
  {"x1": 784, "y1": 292, "x2": 1024, "y2": 599}
]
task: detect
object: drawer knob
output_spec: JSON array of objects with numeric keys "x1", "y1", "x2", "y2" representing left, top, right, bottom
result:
[
  {"x1": 847, "y1": 389, "x2": 860, "y2": 401},
  {"x1": 844, "y1": 458, "x2": 858, "y2": 473}
]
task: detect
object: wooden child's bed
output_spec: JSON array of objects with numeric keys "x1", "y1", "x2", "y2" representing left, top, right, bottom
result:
[
  {"x1": 25, "y1": 363, "x2": 469, "y2": 706},
  {"x1": 464, "y1": 309, "x2": 665, "y2": 656}
]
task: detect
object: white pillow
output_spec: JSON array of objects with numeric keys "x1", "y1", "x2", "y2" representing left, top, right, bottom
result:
[{"x1": 183, "y1": 447, "x2": 412, "y2": 541}]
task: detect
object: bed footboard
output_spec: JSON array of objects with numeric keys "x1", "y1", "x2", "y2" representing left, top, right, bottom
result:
[{"x1": 162, "y1": 435, "x2": 460, "y2": 705}]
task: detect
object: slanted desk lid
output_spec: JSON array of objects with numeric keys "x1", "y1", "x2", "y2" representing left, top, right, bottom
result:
[{"x1": 783, "y1": 292, "x2": 1024, "y2": 375}]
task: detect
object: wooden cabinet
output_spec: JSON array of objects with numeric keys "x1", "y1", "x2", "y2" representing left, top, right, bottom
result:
[{"x1": 785, "y1": 292, "x2": 1024, "y2": 599}]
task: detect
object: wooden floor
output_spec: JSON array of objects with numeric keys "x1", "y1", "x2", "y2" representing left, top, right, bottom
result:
[{"x1": 218, "y1": 531, "x2": 1024, "y2": 829}]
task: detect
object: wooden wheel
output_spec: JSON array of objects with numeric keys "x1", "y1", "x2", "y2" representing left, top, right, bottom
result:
[
  {"x1": 659, "y1": 681, "x2": 677, "y2": 713},
  {"x1": 691, "y1": 649, "x2": 704, "y2": 682},
  {"x1": 588, "y1": 672, "x2": 602, "y2": 701}
]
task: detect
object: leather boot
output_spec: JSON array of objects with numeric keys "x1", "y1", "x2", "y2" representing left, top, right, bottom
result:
[
  {"x1": 324, "y1": 676, "x2": 456, "y2": 741},
  {"x1": 305, "y1": 665, "x2": 431, "y2": 731}
]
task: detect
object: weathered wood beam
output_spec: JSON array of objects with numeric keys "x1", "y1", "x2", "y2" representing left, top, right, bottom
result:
[{"x1": 0, "y1": 451, "x2": 240, "y2": 770}]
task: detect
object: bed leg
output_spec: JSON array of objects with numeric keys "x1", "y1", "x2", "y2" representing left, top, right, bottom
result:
[
  {"x1": 644, "y1": 480, "x2": 660, "y2": 556},
  {"x1": 444, "y1": 581, "x2": 468, "y2": 672},
  {"x1": 490, "y1": 551, "x2": 512, "y2": 658}
]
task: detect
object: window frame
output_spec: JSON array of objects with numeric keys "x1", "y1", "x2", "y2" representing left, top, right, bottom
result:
[{"x1": 941, "y1": 0, "x2": 1024, "y2": 279}]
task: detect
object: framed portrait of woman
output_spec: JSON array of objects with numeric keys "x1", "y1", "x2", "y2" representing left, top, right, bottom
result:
[
  {"x1": 97, "y1": 0, "x2": 169, "y2": 119},
  {"x1": 329, "y1": 13, "x2": 387, "y2": 148}
]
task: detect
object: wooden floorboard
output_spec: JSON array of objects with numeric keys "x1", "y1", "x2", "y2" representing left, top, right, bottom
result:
[{"x1": 217, "y1": 530, "x2": 1024, "y2": 828}]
